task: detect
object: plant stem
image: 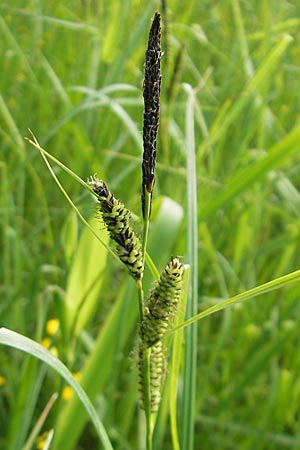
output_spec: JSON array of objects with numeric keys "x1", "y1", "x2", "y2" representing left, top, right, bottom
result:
[
  {"x1": 145, "y1": 251, "x2": 160, "y2": 280},
  {"x1": 137, "y1": 192, "x2": 152, "y2": 322},
  {"x1": 136, "y1": 279, "x2": 144, "y2": 322},
  {"x1": 143, "y1": 347, "x2": 152, "y2": 450},
  {"x1": 142, "y1": 190, "x2": 152, "y2": 263},
  {"x1": 140, "y1": 190, "x2": 154, "y2": 449}
]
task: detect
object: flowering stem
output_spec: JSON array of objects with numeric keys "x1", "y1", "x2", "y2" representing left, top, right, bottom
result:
[
  {"x1": 136, "y1": 279, "x2": 144, "y2": 322},
  {"x1": 137, "y1": 192, "x2": 152, "y2": 322},
  {"x1": 140, "y1": 191, "x2": 153, "y2": 450},
  {"x1": 140, "y1": 12, "x2": 161, "y2": 450},
  {"x1": 142, "y1": 190, "x2": 152, "y2": 267},
  {"x1": 143, "y1": 348, "x2": 152, "y2": 450}
]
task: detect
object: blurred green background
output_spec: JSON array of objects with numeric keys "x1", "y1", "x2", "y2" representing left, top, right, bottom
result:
[{"x1": 1, "y1": 1, "x2": 300, "y2": 449}]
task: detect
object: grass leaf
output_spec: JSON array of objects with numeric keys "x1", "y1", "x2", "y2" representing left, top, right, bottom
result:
[{"x1": 0, "y1": 328, "x2": 113, "y2": 450}]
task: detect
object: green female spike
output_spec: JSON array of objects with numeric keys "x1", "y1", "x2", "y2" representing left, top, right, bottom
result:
[{"x1": 88, "y1": 176, "x2": 144, "y2": 281}]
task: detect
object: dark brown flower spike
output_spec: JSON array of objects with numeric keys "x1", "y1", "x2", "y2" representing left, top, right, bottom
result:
[{"x1": 142, "y1": 12, "x2": 162, "y2": 218}]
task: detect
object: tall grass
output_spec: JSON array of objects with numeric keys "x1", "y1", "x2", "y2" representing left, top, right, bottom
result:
[{"x1": 1, "y1": 1, "x2": 300, "y2": 449}]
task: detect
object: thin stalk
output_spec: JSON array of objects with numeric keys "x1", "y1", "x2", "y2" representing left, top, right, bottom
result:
[
  {"x1": 22, "y1": 393, "x2": 58, "y2": 450},
  {"x1": 136, "y1": 279, "x2": 144, "y2": 322},
  {"x1": 143, "y1": 348, "x2": 152, "y2": 450},
  {"x1": 138, "y1": 187, "x2": 152, "y2": 322},
  {"x1": 37, "y1": 149, "x2": 115, "y2": 258},
  {"x1": 142, "y1": 190, "x2": 152, "y2": 265},
  {"x1": 145, "y1": 251, "x2": 160, "y2": 280},
  {"x1": 140, "y1": 13, "x2": 161, "y2": 450},
  {"x1": 0, "y1": 163, "x2": 10, "y2": 290},
  {"x1": 141, "y1": 190, "x2": 154, "y2": 449},
  {"x1": 26, "y1": 134, "x2": 90, "y2": 191}
]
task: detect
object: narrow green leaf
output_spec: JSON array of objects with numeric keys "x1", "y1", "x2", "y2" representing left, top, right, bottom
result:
[
  {"x1": 169, "y1": 266, "x2": 190, "y2": 450},
  {"x1": 172, "y1": 269, "x2": 300, "y2": 332},
  {"x1": 181, "y1": 84, "x2": 198, "y2": 450},
  {"x1": 210, "y1": 33, "x2": 293, "y2": 145},
  {"x1": 7, "y1": 360, "x2": 46, "y2": 450},
  {"x1": 0, "y1": 328, "x2": 113, "y2": 450},
  {"x1": 200, "y1": 126, "x2": 300, "y2": 219}
]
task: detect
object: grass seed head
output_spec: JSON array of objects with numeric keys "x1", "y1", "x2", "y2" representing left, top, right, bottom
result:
[
  {"x1": 142, "y1": 12, "x2": 162, "y2": 218},
  {"x1": 88, "y1": 175, "x2": 144, "y2": 280},
  {"x1": 140, "y1": 257, "x2": 184, "y2": 347},
  {"x1": 138, "y1": 258, "x2": 183, "y2": 412},
  {"x1": 138, "y1": 341, "x2": 165, "y2": 412}
]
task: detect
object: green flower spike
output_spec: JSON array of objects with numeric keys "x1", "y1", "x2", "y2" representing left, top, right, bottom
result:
[
  {"x1": 139, "y1": 258, "x2": 184, "y2": 413},
  {"x1": 141, "y1": 257, "x2": 184, "y2": 346},
  {"x1": 88, "y1": 176, "x2": 144, "y2": 280},
  {"x1": 139, "y1": 341, "x2": 165, "y2": 413}
]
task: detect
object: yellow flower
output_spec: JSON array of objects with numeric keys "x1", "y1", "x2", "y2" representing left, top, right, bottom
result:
[
  {"x1": 49, "y1": 347, "x2": 58, "y2": 358},
  {"x1": 0, "y1": 376, "x2": 6, "y2": 387},
  {"x1": 41, "y1": 342, "x2": 58, "y2": 357},
  {"x1": 41, "y1": 338, "x2": 51, "y2": 349},
  {"x1": 36, "y1": 431, "x2": 49, "y2": 449},
  {"x1": 73, "y1": 371, "x2": 81, "y2": 381},
  {"x1": 62, "y1": 386, "x2": 74, "y2": 400},
  {"x1": 46, "y1": 319, "x2": 60, "y2": 336},
  {"x1": 62, "y1": 372, "x2": 81, "y2": 400}
]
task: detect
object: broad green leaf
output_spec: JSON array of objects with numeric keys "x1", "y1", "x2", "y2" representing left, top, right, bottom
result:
[
  {"x1": 200, "y1": 126, "x2": 300, "y2": 219},
  {"x1": 64, "y1": 216, "x2": 109, "y2": 336}
]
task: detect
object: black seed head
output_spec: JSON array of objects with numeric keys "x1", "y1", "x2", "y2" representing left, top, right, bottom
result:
[{"x1": 142, "y1": 12, "x2": 162, "y2": 218}]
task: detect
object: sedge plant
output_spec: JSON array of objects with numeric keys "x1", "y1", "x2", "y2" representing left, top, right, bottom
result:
[
  {"x1": 86, "y1": 13, "x2": 186, "y2": 448},
  {"x1": 3, "y1": 4, "x2": 300, "y2": 450},
  {"x1": 7, "y1": 12, "x2": 186, "y2": 449}
]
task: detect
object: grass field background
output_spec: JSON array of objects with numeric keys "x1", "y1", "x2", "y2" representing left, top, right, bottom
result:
[{"x1": 1, "y1": 1, "x2": 300, "y2": 449}]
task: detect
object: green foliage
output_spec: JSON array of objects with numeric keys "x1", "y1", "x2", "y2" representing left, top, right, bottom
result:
[{"x1": 1, "y1": 1, "x2": 300, "y2": 449}]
